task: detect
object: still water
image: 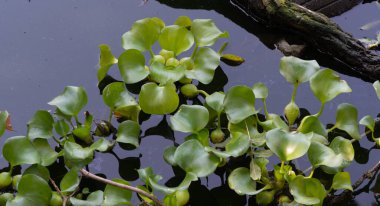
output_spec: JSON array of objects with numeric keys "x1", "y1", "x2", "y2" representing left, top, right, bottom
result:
[{"x1": 0, "y1": 0, "x2": 379, "y2": 205}]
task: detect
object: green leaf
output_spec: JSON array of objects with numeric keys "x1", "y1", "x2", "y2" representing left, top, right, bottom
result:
[
  {"x1": 185, "y1": 47, "x2": 220, "y2": 84},
  {"x1": 97, "y1": 44, "x2": 118, "y2": 81},
  {"x1": 307, "y1": 142, "x2": 343, "y2": 168},
  {"x1": 149, "y1": 173, "x2": 197, "y2": 194},
  {"x1": 60, "y1": 169, "x2": 80, "y2": 193},
  {"x1": 159, "y1": 25, "x2": 194, "y2": 56},
  {"x1": 0, "y1": 111, "x2": 9, "y2": 137},
  {"x1": 224, "y1": 85, "x2": 257, "y2": 124},
  {"x1": 174, "y1": 16, "x2": 192, "y2": 28},
  {"x1": 288, "y1": 175, "x2": 326, "y2": 206},
  {"x1": 252, "y1": 82, "x2": 269, "y2": 99},
  {"x1": 70, "y1": 191, "x2": 104, "y2": 206},
  {"x1": 205, "y1": 92, "x2": 225, "y2": 113},
  {"x1": 170, "y1": 105, "x2": 209, "y2": 133},
  {"x1": 266, "y1": 129, "x2": 312, "y2": 161},
  {"x1": 191, "y1": 19, "x2": 229, "y2": 47},
  {"x1": 32, "y1": 139, "x2": 58, "y2": 166},
  {"x1": 331, "y1": 172, "x2": 353, "y2": 191},
  {"x1": 103, "y1": 179, "x2": 132, "y2": 205},
  {"x1": 310, "y1": 69, "x2": 351, "y2": 104},
  {"x1": 72, "y1": 125, "x2": 92, "y2": 144},
  {"x1": 298, "y1": 115, "x2": 327, "y2": 137},
  {"x1": 185, "y1": 128, "x2": 209, "y2": 146},
  {"x1": 3, "y1": 136, "x2": 40, "y2": 166},
  {"x1": 174, "y1": 139, "x2": 220, "y2": 177},
  {"x1": 225, "y1": 132, "x2": 250, "y2": 157},
  {"x1": 90, "y1": 138, "x2": 115, "y2": 152},
  {"x1": 373, "y1": 80, "x2": 380, "y2": 99},
  {"x1": 359, "y1": 115, "x2": 375, "y2": 132},
  {"x1": 6, "y1": 174, "x2": 52, "y2": 206},
  {"x1": 250, "y1": 159, "x2": 262, "y2": 181},
  {"x1": 139, "y1": 83, "x2": 179, "y2": 115},
  {"x1": 118, "y1": 49, "x2": 149, "y2": 84},
  {"x1": 63, "y1": 141, "x2": 93, "y2": 169},
  {"x1": 259, "y1": 114, "x2": 288, "y2": 131},
  {"x1": 335, "y1": 103, "x2": 360, "y2": 140},
  {"x1": 121, "y1": 18, "x2": 163, "y2": 52},
  {"x1": 23, "y1": 164, "x2": 50, "y2": 182},
  {"x1": 48, "y1": 86, "x2": 88, "y2": 116},
  {"x1": 228, "y1": 167, "x2": 270, "y2": 195},
  {"x1": 163, "y1": 146, "x2": 178, "y2": 166},
  {"x1": 279, "y1": 56, "x2": 319, "y2": 84},
  {"x1": 137, "y1": 167, "x2": 161, "y2": 187},
  {"x1": 116, "y1": 120, "x2": 140, "y2": 148},
  {"x1": 150, "y1": 61, "x2": 186, "y2": 84},
  {"x1": 27, "y1": 110, "x2": 54, "y2": 140},
  {"x1": 54, "y1": 119, "x2": 70, "y2": 137},
  {"x1": 321, "y1": 136, "x2": 354, "y2": 174}
]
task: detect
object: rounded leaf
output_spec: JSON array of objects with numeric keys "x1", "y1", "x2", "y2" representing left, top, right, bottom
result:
[
  {"x1": 159, "y1": 25, "x2": 194, "y2": 56},
  {"x1": 185, "y1": 47, "x2": 220, "y2": 84},
  {"x1": 27, "y1": 110, "x2": 54, "y2": 140},
  {"x1": 121, "y1": 18, "x2": 163, "y2": 52},
  {"x1": 298, "y1": 115, "x2": 327, "y2": 137},
  {"x1": 335, "y1": 103, "x2": 360, "y2": 140},
  {"x1": 139, "y1": 83, "x2": 179, "y2": 115},
  {"x1": 289, "y1": 176, "x2": 327, "y2": 205},
  {"x1": 118, "y1": 49, "x2": 149, "y2": 84},
  {"x1": 224, "y1": 85, "x2": 257, "y2": 124},
  {"x1": 307, "y1": 142, "x2": 343, "y2": 168},
  {"x1": 60, "y1": 169, "x2": 80, "y2": 193},
  {"x1": 3, "y1": 136, "x2": 40, "y2": 166},
  {"x1": 279, "y1": 56, "x2": 319, "y2": 84},
  {"x1": 373, "y1": 80, "x2": 380, "y2": 99},
  {"x1": 174, "y1": 16, "x2": 192, "y2": 28},
  {"x1": 205, "y1": 92, "x2": 225, "y2": 113},
  {"x1": 225, "y1": 132, "x2": 250, "y2": 157},
  {"x1": 63, "y1": 141, "x2": 93, "y2": 169},
  {"x1": 266, "y1": 129, "x2": 312, "y2": 161},
  {"x1": 163, "y1": 146, "x2": 178, "y2": 166},
  {"x1": 116, "y1": 120, "x2": 140, "y2": 148},
  {"x1": 252, "y1": 82, "x2": 268, "y2": 99},
  {"x1": 331, "y1": 172, "x2": 353, "y2": 191},
  {"x1": 97, "y1": 44, "x2": 118, "y2": 81},
  {"x1": 48, "y1": 86, "x2": 88, "y2": 116},
  {"x1": 173, "y1": 139, "x2": 220, "y2": 177},
  {"x1": 69, "y1": 190, "x2": 103, "y2": 206},
  {"x1": 191, "y1": 19, "x2": 229, "y2": 47},
  {"x1": 0, "y1": 111, "x2": 9, "y2": 137},
  {"x1": 150, "y1": 61, "x2": 186, "y2": 84},
  {"x1": 170, "y1": 105, "x2": 209, "y2": 133},
  {"x1": 33, "y1": 139, "x2": 59, "y2": 166},
  {"x1": 359, "y1": 115, "x2": 375, "y2": 132},
  {"x1": 228, "y1": 167, "x2": 270, "y2": 195},
  {"x1": 310, "y1": 69, "x2": 351, "y2": 104},
  {"x1": 103, "y1": 179, "x2": 132, "y2": 205}
]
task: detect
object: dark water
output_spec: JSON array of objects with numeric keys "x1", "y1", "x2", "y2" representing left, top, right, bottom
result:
[{"x1": 0, "y1": 0, "x2": 379, "y2": 205}]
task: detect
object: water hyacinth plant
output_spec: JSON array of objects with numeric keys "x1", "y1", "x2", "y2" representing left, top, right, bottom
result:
[{"x1": 0, "y1": 16, "x2": 379, "y2": 206}]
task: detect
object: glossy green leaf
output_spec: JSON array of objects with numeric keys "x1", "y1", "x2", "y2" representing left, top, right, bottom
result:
[
  {"x1": 224, "y1": 85, "x2": 257, "y2": 124},
  {"x1": 0, "y1": 111, "x2": 9, "y2": 136},
  {"x1": 185, "y1": 47, "x2": 220, "y2": 84},
  {"x1": 116, "y1": 120, "x2": 140, "y2": 147},
  {"x1": 321, "y1": 136, "x2": 354, "y2": 174},
  {"x1": 48, "y1": 86, "x2": 88, "y2": 116},
  {"x1": 90, "y1": 138, "x2": 115, "y2": 152},
  {"x1": 137, "y1": 167, "x2": 161, "y2": 187},
  {"x1": 259, "y1": 114, "x2": 289, "y2": 131},
  {"x1": 335, "y1": 103, "x2": 361, "y2": 140},
  {"x1": 252, "y1": 82, "x2": 269, "y2": 99},
  {"x1": 3, "y1": 136, "x2": 40, "y2": 166},
  {"x1": 174, "y1": 16, "x2": 192, "y2": 28},
  {"x1": 307, "y1": 142, "x2": 343, "y2": 168},
  {"x1": 33, "y1": 139, "x2": 58, "y2": 166},
  {"x1": 228, "y1": 116, "x2": 259, "y2": 137},
  {"x1": 174, "y1": 139, "x2": 220, "y2": 177},
  {"x1": 63, "y1": 141, "x2": 93, "y2": 169},
  {"x1": 121, "y1": 18, "x2": 163, "y2": 52},
  {"x1": 310, "y1": 69, "x2": 351, "y2": 104},
  {"x1": 279, "y1": 56, "x2": 319, "y2": 84},
  {"x1": 72, "y1": 125, "x2": 92, "y2": 144},
  {"x1": 331, "y1": 172, "x2": 353, "y2": 191},
  {"x1": 191, "y1": 19, "x2": 229, "y2": 47},
  {"x1": 159, "y1": 25, "x2": 194, "y2": 55},
  {"x1": 298, "y1": 115, "x2": 327, "y2": 137},
  {"x1": 163, "y1": 146, "x2": 177, "y2": 166},
  {"x1": 250, "y1": 159, "x2": 262, "y2": 181},
  {"x1": 150, "y1": 61, "x2": 186, "y2": 84},
  {"x1": 6, "y1": 174, "x2": 52, "y2": 206},
  {"x1": 54, "y1": 119, "x2": 70, "y2": 137},
  {"x1": 23, "y1": 164, "x2": 50, "y2": 182},
  {"x1": 150, "y1": 173, "x2": 197, "y2": 194},
  {"x1": 251, "y1": 158, "x2": 269, "y2": 180},
  {"x1": 373, "y1": 80, "x2": 380, "y2": 99},
  {"x1": 103, "y1": 179, "x2": 132, "y2": 205},
  {"x1": 139, "y1": 82, "x2": 179, "y2": 115},
  {"x1": 97, "y1": 44, "x2": 118, "y2": 81},
  {"x1": 359, "y1": 115, "x2": 375, "y2": 132},
  {"x1": 288, "y1": 175, "x2": 326, "y2": 206},
  {"x1": 60, "y1": 169, "x2": 80, "y2": 193},
  {"x1": 205, "y1": 92, "x2": 225, "y2": 113},
  {"x1": 228, "y1": 167, "x2": 270, "y2": 195},
  {"x1": 225, "y1": 132, "x2": 250, "y2": 157},
  {"x1": 266, "y1": 129, "x2": 312, "y2": 161},
  {"x1": 118, "y1": 49, "x2": 149, "y2": 84},
  {"x1": 26, "y1": 110, "x2": 54, "y2": 140},
  {"x1": 70, "y1": 190, "x2": 103, "y2": 206},
  {"x1": 170, "y1": 105, "x2": 209, "y2": 133},
  {"x1": 185, "y1": 128, "x2": 209, "y2": 146}
]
